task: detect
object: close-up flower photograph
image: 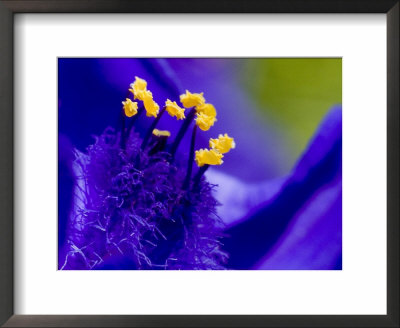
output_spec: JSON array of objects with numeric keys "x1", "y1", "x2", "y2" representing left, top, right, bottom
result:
[
  {"x1": 1, "y1": 1, "x2": 397, "y2": 326},
  {"x1": 58, "y1": 58, "x2": 342, "y2": 271}
]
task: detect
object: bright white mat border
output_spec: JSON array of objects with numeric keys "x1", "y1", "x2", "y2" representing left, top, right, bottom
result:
[{"x1": 14, "y1": 14, "x2": 387, "y2": 315}]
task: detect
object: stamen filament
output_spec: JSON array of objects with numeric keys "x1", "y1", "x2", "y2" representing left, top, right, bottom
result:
[
  {"x1": 169, "y1": 107, "x2": 196, "y2": 158},
  {"x1": 141, "y1": 106, "x2": 166, "y2": 150},
  {"x1": 182, "y1": 125, "x2": 198, "y2": 190},
  {"x1": 126, "y1": 106, "x2": 144, "y2": 138},
  {"x1": 192, "y1": 164, "x2": 210, "y2": 191},
  {"x1": 148, "y1": 135, "x2": 168, "y2": 155}
]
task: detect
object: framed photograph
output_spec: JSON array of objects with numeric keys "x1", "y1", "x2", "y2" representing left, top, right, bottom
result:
[{"x1": 0, "y1": 1, "x2": 398, "y2": 327}]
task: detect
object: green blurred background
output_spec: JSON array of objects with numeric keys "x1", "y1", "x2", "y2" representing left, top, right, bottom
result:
[{"x1": 242, "y1": 58, "x2": 342, "y2": 167}]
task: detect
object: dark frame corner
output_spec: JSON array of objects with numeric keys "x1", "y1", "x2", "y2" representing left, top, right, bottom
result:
[{"x1": 0, "y1": 1, "x2": 398, "y2": 327}]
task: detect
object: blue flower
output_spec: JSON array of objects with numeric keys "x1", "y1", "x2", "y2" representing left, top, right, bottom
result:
[{"x1": 58, "y1": 58, "x2": 342, "y2": 270}]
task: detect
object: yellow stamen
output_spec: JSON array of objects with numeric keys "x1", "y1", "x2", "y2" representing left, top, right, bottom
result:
[
  {"x1": 209, "y1": 133, "x2": 236, "y2": 154},
  {"x1": 165, "y1": 99, "x2": 186, "y2": 120},
  {"x1": 152, "y1": 129, "x2": 171, "y2": 137},
  {"x1": 134, "y1": 89, "x2": 152, "y2": 102},
  {"x1": 122, "y1": 98, "x2": 138, "y2": 117},
  {"x1": 195, "y1": 149, "x2": 224, "y2": 167},
  {"x1": 143, "y1": 92, "x2": 159, "y2": 118},
  {"x1": 195, "y1": 112, "x2": 217, "y2": 131},
  {"x1": 129, "y1": 76, "x2": 148, "y2": 100},
  {"x1": 180, "y1": 90, "x2": 205, "y2": 108},
  {"x1": 196, "y1": 103, "x2": 216, "y2": 118}
]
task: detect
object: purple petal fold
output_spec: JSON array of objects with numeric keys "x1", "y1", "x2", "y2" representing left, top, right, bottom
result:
[{"x1": 222, "y1": 105, "x2": 342, "y2": 269}]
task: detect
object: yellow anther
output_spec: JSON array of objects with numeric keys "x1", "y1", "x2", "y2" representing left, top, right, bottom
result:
[
  {"x1": 195, "y1": 112, "x2": 217, "y2": 131},
  {"x1": 122, "y1": 98, "x2": 138, "y2": 117},
  {"x1": 195, "y1": 149, "x2": 224, "y2": 167},
  {"x1": 129, "y1": 76, "x2": 148, "y2": 100},
  {"x1": 165, "y1": 99, "x2": 185, "y2": 120},
  {"x1": 180, "y1": 90, "x2": 205, "y2": 108},
  {"x1": 152, "y1": 129, "x2": 171, "y2": 137},
  {"x1": 143, "y1": 93, "x2": 160, "y2": 118},
  {"x1": 134, "y1": 88, "x2": 152, "y2": 102},
  {"x1": 209, "y1": 133, "x2": 235, "y2": 154},
  {"x1": 196, "y1": 103, "x2": 216, "y2": 118}
]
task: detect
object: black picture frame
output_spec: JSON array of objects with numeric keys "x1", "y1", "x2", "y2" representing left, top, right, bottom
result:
[{"x1": 0, "y1": 1, "x2": 398, "y2": 327}]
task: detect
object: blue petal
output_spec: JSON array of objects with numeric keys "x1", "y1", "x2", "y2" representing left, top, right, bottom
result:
[
  {"x1": 255, "y1": 176, "x2": 341, "y2": 270},
  {"x1": 222, "y1": 106, "x2": 342, "y2": 269}
]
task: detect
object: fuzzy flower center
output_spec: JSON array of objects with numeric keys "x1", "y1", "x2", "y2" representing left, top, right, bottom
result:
[{"x1": 61, "y1": 77, "x2": 236, "y2": 270}]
